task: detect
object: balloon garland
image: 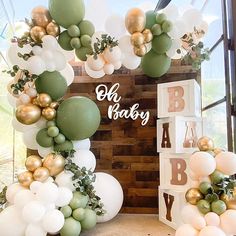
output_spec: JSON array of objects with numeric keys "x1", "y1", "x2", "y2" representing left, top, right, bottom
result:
[{"x1": 176, "y1": 137, "x2": 236, "y2": 236}]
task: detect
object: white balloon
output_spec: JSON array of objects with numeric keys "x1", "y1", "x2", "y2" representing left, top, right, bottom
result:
[
  {"x1": 25, "y1": 224, "x2": 47, "y2": 236},
  {"x1": 220, "y1": 210, "x2": 236, "y2": 235},
  {"x1": 0, "y1": 206, "x2": 26, "y2": 236},
  {"x1": 170, "y1": 19, "x2": 188, "y2": 39},
  {"x1": 27, "y1": 56, "x2": 46, "y2": 75},
  {"x1": 53, "y1": 51, "x2": 67, "y2": 71},
  {"x1": 12, "y1": 117, "x2": 36, "y2": 133},
  {"x1": 162, "y1": 4, "x2": 179, "y2": 21},
  {"x1": 72, "y1": 139, "x2": 91, "y2": 150},
  {"x1": 19, "y1": 94, "x2": 31, "y2": 104},
  {"x1": 42, "y1": 210, "x2": 64, "y2": 233},
  {"x1": 60, "y1": 48, "x2": 75, "y2": 61},
  {"x1": 113, "y1": 60, "x2": 122, "y2": 70},
  {"x1": 94, "y1": 172, "x2": 123, "y2": 222},
  {"x1": 36, "y1": 183, "x2": 59, "y2": 204},
  {"x1": 22, "y1": 201, "x2": 46, "y2": 223},
  {"x1": 105, "y1": 14, "x2": 126, "y2": 39},
  {"x1": 215, "y1": 152, "x2": 236, "y2": 175},
  {"x1": 30, "y1": 181, "x2": 43, "y2": 194},
  {"x1": 46, "y1": 61, "x2": 56, "y2": 72},
  {"x1": 37, "y1": 145, "x2": 53, "y2": 158},
  {"x1": 6, "y1": 183, "x2": 26, "y2": 204},
  {"x1": 192, "y1": 216, "x2": 206, "y2": 230},
  {"x1": 199, "y1": 226, "x2": 226, "y2": 236},
  {"x1": 119, "y1": 35, "x2": 133, "y2": 54},
  {"x1": 103, "y1": 63, "x2": 115, "y2": 75},
  {"x1": 182, "y1": 9, "x2": 203, "y2": 32},
  {"x1": 55, "y1": 187, "x2": 73, "y2": 207},
  {"x1": 14, "y1": 189, "x2": 35, "y2": 209},
  {"x1": 42, "y1": 35, "x2": 58, "y2": 50},
  {"x1": 23, "y1": 127, "x2": 39, "y2": 150},
  {"x1": 197, "y1": 21, "x2": 209, "y2": 34},
  {"x1": 205, "y1": 212, "x2": 220, "y2": 226},
  {"x1": 41, "y1": 50, "x2": 53, "y2": 61},
  {"x1": 85, "y1": 61, "x2": 105, "y2": 78},
  {"x1": 35, "y1": 118, "x2": 47, "y2": 129},
  {"x1": 7, "y1": 93, "x2": 18, "y2": 108},
  {"x1": 72, "y1": 150, "x2": 96, "y2": 172},
  {"x1": 103, "y1": 46, "x2": 122, "y2": 64},
  {"x1": 32, "y1": 46, "x2": 43, "y2": 56},
  {"x1": 189, "y1": 152, "x2": 216, "y2": 177},
  {"x1": 55, "y1": 171, "x2": 75, "y2": 191},
  {"x1": 122, "y1": 53, "x2": 141, "y2": 70},
  {"x1": 175, "y1": 224, "x2": 199, "y2": 236},
  {"x1": 181, "y1": 205, "x2": 202, "y2": 224},
  {"x1": 60, "y1": 64, "x2": 75, "y2": 86},
  {"x1": 87, "y1": 55, "x2": 105, "y2": 71}
]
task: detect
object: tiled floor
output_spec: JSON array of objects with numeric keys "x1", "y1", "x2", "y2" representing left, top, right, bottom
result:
[{"x1": 81, "y1": 214, "x2": 175, "y2": 236}]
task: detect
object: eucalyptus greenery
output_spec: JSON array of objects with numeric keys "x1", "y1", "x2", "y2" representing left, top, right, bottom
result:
[
  {"x1": 0, "y1": 186, "x2": 7, "y2": 212},
  {"x1": 93, "y1": 34, "x2": 118, "y2": 59}
]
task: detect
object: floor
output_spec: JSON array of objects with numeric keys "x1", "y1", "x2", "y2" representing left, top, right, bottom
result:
[{"x1": 81, "y1": 214, "x2": 175, "y2": 236}]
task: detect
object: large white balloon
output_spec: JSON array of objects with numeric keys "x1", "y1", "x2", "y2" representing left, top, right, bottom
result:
[
  {"x1": 175, "y1": 224, "x2": 199, "y2": 236},
  {"x1": 85, "y1": 61, "x2": 105, "y2": 78},
  {"x1": 119, "y1": 35, "x2": 133, "y2": 54},
  {"x1": 182, "y1": 9, "x2": 203, "y2": 32},
  {"x1": 55, "y1": 187, "x2": 73, "y2": 207},
  {"x1": 55, "y1": 171, "x2": 75, "y2": 191},
  {"x1": 14, "y1": 189, "x2": 35, "y2": 209},
  {"x1": 162, "y1": 4, "x2": 180, "y2": 21},
  {"x1": 25, "y1": 224, "x2": 47, "y2": 236},
  {"x1": 181, "y1": 205, "x2": 203, "y2": 224},
  {"x1": 23, "y1": 127, "x2": 39, "y2": 150},
  {"x1": 30, "y1": 181, "x2": 43, "y2": 194},
  {"x1": 205, "y1": 212, "x2": 220, "y2": 226},
  {"x1": 7, "y1": 93, "x2": 18, "y2": 108},
  {"x1": 199, "y1": 226, "x2": 226, "y2": 236},
  {"x1": 12, "y1": 117, "x2": 37, "y2": 133},
  {"x1": 103, "y1": 46, "x2": 122, "y2": 64},
  {"x1": 105, "y1": 14, "x2": 126, "y2": 39},
  {"x1": 220, "y1": 210, "x2": 236, "y2": 235},
  {"x1": 72, "y1": 150, "x2": 96, "y2": 172},
  {"x1": 189, "y1": 152, "x2": 216, "y2": 177},
  {"x1": 6, "y1": 183, "x2": 26, "y2": 204},
  {"x1": 0, "y1": 206, "x2": 26, "y2": 236},
  {"x1": 122, "y1": 53, "x2": 141, "y2": 70},
  {"x1": 60, "y1": 63, "x2": 75, "y2": 86},
  {"x1": 36, "y1": 183, "x2": 59, "y2": 204},
  {"x1": 215, "y1": 152, "x2": 236, "y2": 175},
  {"x1": 72, "y1": 139, "x2": 91, "y2": 150},
  {"x1": 87, "y1": 55, "x2": 105, "y2": 71},
  {"x1": 26, "y1": 56, "x2": 46, "y2": 75},
  {"x1": 37, "y1": 145, "x2": 53, "y2": 158},
  {"x1": 42, "y1": 35, "x2": 58, "y2": 50},
  {"x1": 94, "y1": 172, "x2": 123, "y2": 222}
]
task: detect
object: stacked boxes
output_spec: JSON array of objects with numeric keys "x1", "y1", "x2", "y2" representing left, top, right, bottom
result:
[{"x1": 157, "y1": 80, "x2": 202, "y2": 229}]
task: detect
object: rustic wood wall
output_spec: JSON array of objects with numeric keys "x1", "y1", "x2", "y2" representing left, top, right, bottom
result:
[{"x1": 68, "y1": 61, "x2": 199, "y2": 214}]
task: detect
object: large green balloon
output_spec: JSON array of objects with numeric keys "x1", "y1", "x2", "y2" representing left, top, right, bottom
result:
[
  {"x1": 145, "y1": 10, "x2": 157, "y2": 29},
  {"x1": 49, "y1": 0, "x2": 85, "y2": 28},
  {"x1": 35, "y1": 71, "x2": 67, "y2": 101},
  {"x1": 36, "y1": 128, "x2": 54, "y2": 148},
  {"x1": 56, "y1": 97, "x2": 101, "y2": 140},
  {"x1": 78, "y1": 20, "x2": 95, "y2": 37},
  {"x1": 80, "y1": 209, "x2": 97, "y2": 230},
  {"x1": 58, "y1": 31, "x2": 73, "y2": 51},
  {"x1": 152, "y1": 33, "x2": 172, "y2": 54},
  {"x1": 75, "y1": 47, "x2": 93, "y2": 61},
  {"x1": 60, "y1": 217, "x2": 81, "y2": 236},
  {"x1": 141, "y1": 49, "x2": 171, "y2": 78}
]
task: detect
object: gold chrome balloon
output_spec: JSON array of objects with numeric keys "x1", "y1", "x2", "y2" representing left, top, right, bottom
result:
[
  {"x1": 130, "y1": 32, "x2": 145, "y2": 46},
  {"x1": 30, "y1": 26, "x2": 47, "y2": 43},
  {"x1": 16, "y1": 104, "x2": 41, "y2": 125},
  {"x1": 33, "y1": 167, "x2": 50, "y2": 182},
  {"x1": 197, "y1": 136, "x2": 214, "y2": 151},
  {"x1": 221, "y1": 193, "x2": 236, "y2": 210},
  {"x1": 142, "y1": 29, "x2": 153, "y2": 43},
  {"x1": 18, "y1": 171, "x2": 34, "y2": 188},
  {"x1": 134, "y1": 45, "x2": 147, "y2": 57},
  {"x1": 43, "y1": 153, "x2": 65, "y2": 176},
  {"x1": 125, "y1": 8, "x2": 146, "y2": 34},
  {"x1": 46, "y1": 21, "x2": 60, "y2": 37},
  {"x1": 37, "y1": 93, "x2": 52, "y2": 108},
  {"x1": 25, "y1": 155, "x2": 43, "y2": 172},
  {"x1": 31, "y1": 6, "x2": 52, "y2": 28},
  {"x1": 42, "y1": 107, "x2": 56, "y2": 121},
  {"x1": 185, "y1": 188, "x2": 204, "y2": 205},
  {"x1": 50, "y1": 102, "x2": 60, "y2": 110}
]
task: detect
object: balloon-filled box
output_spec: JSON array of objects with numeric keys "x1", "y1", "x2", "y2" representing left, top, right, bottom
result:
[
  {"x1": 157, "y1": 79, "x2": 201, "y2": 118},
  {"x1": 157, "y1": 116, "x2": 203, "y2": 153},
  {"x1": 158, "y1": 187, "x2": 186, "y2": 230},
  {"x1": 159, "y1": 153, "x2": 195, "y2": 191}
]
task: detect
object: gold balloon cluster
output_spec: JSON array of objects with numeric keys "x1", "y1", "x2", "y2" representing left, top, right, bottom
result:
[
  {"x1": 30, "y1": 6, "x2": 60, "y2": 43},
  {"x1": 125, "y1": 8, "x2": 153, "y2": 57},
  {"x1": 185, "y1": 188, "x2": 204, "y2": 205},
  {"x1": 18, "y1": 153, "x2": 65, "y2": 188},
  {"x1": 221, "y1": 188, "x2": 236, "y2": 210}
]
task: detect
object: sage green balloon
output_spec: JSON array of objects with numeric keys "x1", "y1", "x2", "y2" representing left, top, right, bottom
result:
[
  {"x1": 75, "y1": 47, "x2": 93, "y2": 61},
  {"x1": 60, "y1": 217, "x2": 81, "y2": 236},
  {"x1": 70, "y1": 38, "x2": 81, "y2": 49},
  {"x1": 152, "y1": 33, "x2": 172, "y2": 54},
  {"x1": 54, "y1": 140, "x2": 73, "y2": 152},
  {"x1": 78, "y1": 20, "x2": 95, "y2": 37},
  {"x1": 69, "y1": 192, "x2": 89, "y2": 210},
  {"x1": 61, "y1": 205, "x2": 73, "y2": 218},
  {"x1": 49, "y1": 0, "x2": 85, "y2": 28},
  {"x1": 80, "y1": 209, "x2": 97, "y2": 230},
  {"x1": 56, "y1": 97, "x2": 101, "y2": 140},
  {"x1": 145, "y1": 10, "x2": 157, "y2": 29},
  {"x1": 36, "y1": 128, "x2": 54, "y2": 148},
  {"x1": 80, "y1": 35, "x2": 92, "y2": 47},
  {"x1": 35, "y1": 71, "x2": 67, "y2": 101},
  {"x1": 141, "y1": 49, "x2": 171, "y2": 78},
  {"x1": 72, "y1": 208, "x2": 86, "y2": 221},
  {"x1": 58, "y1": 31, "x2": 73, "y2": 51}
]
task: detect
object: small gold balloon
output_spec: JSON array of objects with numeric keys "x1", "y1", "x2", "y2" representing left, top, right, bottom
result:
[
  {"x1": 43, "y1": 153, "x2": 65, "y2": 176},
  {"x1": 185, "y1": 188, "x2": 204, "y2": 205},
  {"x1": 16, "y1": 104, "x2": 41, "y2": 125},
  {"x1": 42, "y1": 107, "x2": 56, "y2": 121},
  {"x1": 221, "y1": 193, "x2": 236, "y2": 210},
  {"x1": 131, "y1": 32, "x2": 145, "y2": 46},
  {"x1": 18, "y1": 171, "x2": 34, "y2": 188},
  {"x1": 25, "y1": 155, "x2": 43, "y2": 172},
  {"x1": 50, "y1": 102, "x2": 60, "y2": 110},
  {"x1": 30, "y1": 26, "x2": 47, "y2": 43},
  {"x1": 33, "y1": 167, "x2": 50, "y2": 182},
  {"x1": 134, "y1": 44, "x2": 147, "y2": 57},
  {"x1": 197, "y1": 136, "x2": 215, "y2": 151},
  {"x1": 32, "y1": 98, "x2": 39, "y2": 106},
  {"x1": 125, "y1": 8, "x2": 146, "y2": 34},
  {"x1": 142, "y1": 29, "x2": 153, "y2": 43},
  {"x1": 37, "y1": 93, "x2": 52, "y2": 108},
  {"x1": 31, "y1": 6, "x2": 52, "y2": 28},
  {"x1": 46, "y1": 21, "x2": 60, "y2": 37},
  {"x1": 213, "y1": 148, "x2": 224, "y2": 156}
]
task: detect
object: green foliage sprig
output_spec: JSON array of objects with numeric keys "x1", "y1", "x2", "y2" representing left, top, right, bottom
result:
[
  {"x1": 64, "y1": 154, "x2": 105, "y2": 216},
  {"x1": 0, "y1": 186, "x2": 7, "y2": 212},
  {"x1": 93, "y1": 34, "x2": 118, "y2": 59}
]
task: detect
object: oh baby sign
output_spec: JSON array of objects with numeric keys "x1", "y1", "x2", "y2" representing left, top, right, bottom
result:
[{"x1": 95, "y1": 83, "x2": 150, "y2": 126}]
